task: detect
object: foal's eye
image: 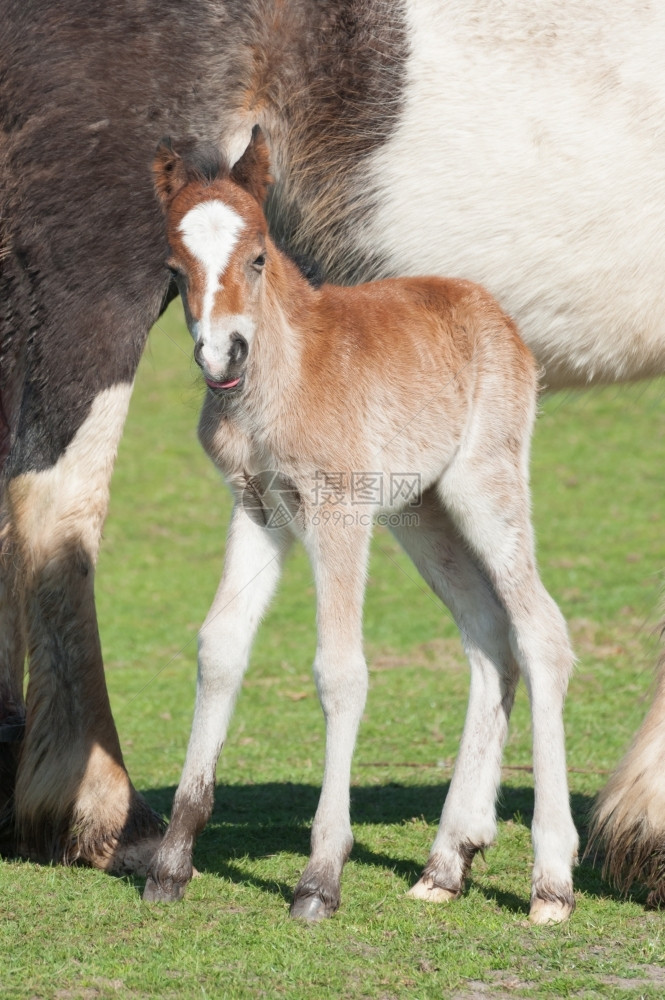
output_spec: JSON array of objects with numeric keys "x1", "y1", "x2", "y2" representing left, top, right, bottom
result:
[
  {"x1": 167, "y1": 263, "x2": 182, "y2": 278},
  {"x1": 252, "y1": 253, "x2": 266, "y2": 271}
]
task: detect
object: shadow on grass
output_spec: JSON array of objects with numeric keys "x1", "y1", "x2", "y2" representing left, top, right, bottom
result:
[{"x1": 139, "y1": 781, "x2": 638, "y2": 910}]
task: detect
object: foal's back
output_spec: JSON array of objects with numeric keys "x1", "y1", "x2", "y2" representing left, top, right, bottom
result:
[
  {"x1": 315, "y1": 273, "x2": 531, "y2": 377},
  {"x1": 304, "y1": 273, "x2": 536, "y2": 450}
]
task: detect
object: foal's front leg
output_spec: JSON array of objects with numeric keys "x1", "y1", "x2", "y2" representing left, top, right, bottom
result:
[
  {"x1": 144, "y1": 503, "x2": 291, "y2": 902},
  {"x1": 290, "y1": 520, "x2": 371, "y2": 921}
]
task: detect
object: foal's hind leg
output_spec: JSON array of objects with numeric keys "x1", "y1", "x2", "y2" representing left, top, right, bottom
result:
[
  {"x1": 390, "y1": 491, "x2": 519, "y2": 902},
  {"x1": 6, "y1": 385, "x2": 163, "y2": 873},
  {"x1": 439, "y1": 456, "x2": 578, "y2": 923}
]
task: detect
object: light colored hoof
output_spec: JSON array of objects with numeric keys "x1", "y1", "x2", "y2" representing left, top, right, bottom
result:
[
  {"x1": 407, "y1": 876, "x2": 458, "y2": 902},
  {"x1": 529, "y1": 896, "x2": 574, "y2": 925}
]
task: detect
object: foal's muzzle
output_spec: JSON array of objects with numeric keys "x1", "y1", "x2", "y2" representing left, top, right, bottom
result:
[
  {"x1": 229, "y1": 333, "x2": 248, "y2": 365},
  {"x1": 194, "y1": 333, "x2": 248, "y2": 395}
]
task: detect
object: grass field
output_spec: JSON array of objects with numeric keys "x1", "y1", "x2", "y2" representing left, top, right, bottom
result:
[{"x1": 2, "y1": 301, "x2": 665, "y2": 998}]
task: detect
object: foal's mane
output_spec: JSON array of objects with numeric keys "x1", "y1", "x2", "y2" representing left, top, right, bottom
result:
[{"x1": 180, "y1": 141, "x2": 227, "y2": 185}]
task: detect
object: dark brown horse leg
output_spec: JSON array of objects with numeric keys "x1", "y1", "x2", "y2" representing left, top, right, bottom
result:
[
  {"x1": 6, "y1": 383, "x2": 163, "y2": 872},
  {"x1": 0, "y1": 499, "x2": 26, "y2": 845}
]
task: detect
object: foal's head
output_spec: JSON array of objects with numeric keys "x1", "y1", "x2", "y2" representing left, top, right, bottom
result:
[{"x1": 154, "y1": 128, "x2": 272, "y2": 395}]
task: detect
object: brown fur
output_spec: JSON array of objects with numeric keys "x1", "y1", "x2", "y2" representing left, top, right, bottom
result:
[
  {"x1": 145, "y1": 136, "x2": 576, "y2": 921},
  {"x1": 155, "y1": 132, "x2": 533, "y2": 481},
  {"x1": 0, "y1": 0, "x2": 407, "y2": 872}
]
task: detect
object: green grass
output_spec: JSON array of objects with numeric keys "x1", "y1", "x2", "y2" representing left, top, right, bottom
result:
[{"x1": 2, "y1": 301, "x2": 665, "y2": 999}]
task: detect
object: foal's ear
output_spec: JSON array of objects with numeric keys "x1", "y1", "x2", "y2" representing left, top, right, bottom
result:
[
  {"x1": 153, "y1": 137, "x2": 190, "y2": 209},
  {"x1": 230, "y1": 126, "x2": 273, "y2": 205}
]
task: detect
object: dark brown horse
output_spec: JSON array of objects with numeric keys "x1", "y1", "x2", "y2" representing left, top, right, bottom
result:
[{"x1": 2, "y1": 0, "x2": 665, "y2": 907}]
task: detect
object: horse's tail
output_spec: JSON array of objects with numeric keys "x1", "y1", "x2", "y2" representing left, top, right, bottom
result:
[{"x1": 589, "y1": 653, "x2": 665, "y2": 906}]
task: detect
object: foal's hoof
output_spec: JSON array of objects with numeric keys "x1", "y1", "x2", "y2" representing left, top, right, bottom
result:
[
  {"x1": 407, "y1": 875, "x2": 459, "y2": 903},
  {"x1": 529, "y1": 895, "x2": 575, "y2": 924},
  {"x1": 143, "y1": 874, "x2": 188, "y2": 903}
]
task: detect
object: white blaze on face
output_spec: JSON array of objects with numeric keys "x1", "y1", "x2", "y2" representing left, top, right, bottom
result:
[{"x1": 178, "y1": 199, "x2": 245, "y2": 342}]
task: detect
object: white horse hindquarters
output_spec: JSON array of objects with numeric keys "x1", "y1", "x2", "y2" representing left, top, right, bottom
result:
[{"x1": 361, "y1": 0, "x2": 665, "y2": 387}]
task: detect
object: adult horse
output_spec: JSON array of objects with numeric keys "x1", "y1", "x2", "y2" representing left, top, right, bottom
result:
[{"x1": 1, "y1": 0, "x2": 664, "y2": 905}]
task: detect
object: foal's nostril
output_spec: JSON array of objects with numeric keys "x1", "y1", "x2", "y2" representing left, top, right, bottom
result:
[
  {"x1": 193, "y1": 339, "x2": 204, "y2": 367},
  {"x1": 229, "y1": 334, "x2": 248, "y2": 365}
]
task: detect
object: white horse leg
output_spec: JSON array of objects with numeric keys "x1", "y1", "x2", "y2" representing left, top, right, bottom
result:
[
  {"x1": 439, "y1": 459, "x2": 578, "y2": 924},
  {"x1": 144, "y1": 502, "x2": 291, "y2": 902},
  {"x1": 290, "y1": 522, "x2": 371, "y2": 921},
  {"x1": 390, "y1": 491, "x2": 519, "y2": 902}
]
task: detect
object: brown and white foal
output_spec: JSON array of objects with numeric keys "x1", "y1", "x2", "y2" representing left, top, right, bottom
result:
[{"x1": 145, "y1": 130, "x2": 578, "y2": 924}]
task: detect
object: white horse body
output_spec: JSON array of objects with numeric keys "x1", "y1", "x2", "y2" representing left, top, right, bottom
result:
[{"x1": 358, "y1": 0, "x2": 665, "y2": 388}]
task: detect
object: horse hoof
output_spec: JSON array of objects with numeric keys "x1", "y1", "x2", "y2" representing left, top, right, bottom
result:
[
  {"x1": 646, "y1": 885, "x2": 665, "y2": 909},
  {"x1": 529, "y1": 895, "x2": 574, "y2": 924},
  {"x1": 65, "y1": 789, "x2": 165, "y2": 876},
  {"x1": 108, "y1": 835, "x2": 164, "y2": 877},
  {"x1": 290, "y1": 892, "x2": 337, "y2": 921},
  {"x1": 407, "y1": 876, "x2": 458, "y2": 902},
  {"x1": 143, "y1": 875, "x2": 188, "y2": 903}
]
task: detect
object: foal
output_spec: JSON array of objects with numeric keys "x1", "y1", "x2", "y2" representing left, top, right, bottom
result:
[{"x1": 145, "y1": 129, "x2": 578, "y2": 923}]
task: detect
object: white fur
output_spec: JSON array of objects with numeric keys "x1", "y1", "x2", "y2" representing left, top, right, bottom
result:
[
  {"x1": 179, "y1": 199, "x2": 244, "y2": 342},
  {"x1": 9, "y1": 383, "x2": 134, "y2": 563},
  {"x1": 392, "y1": 501, "x2": 517, "y2": 896},
  {"x1": 361, "y1": 0, "x2": 665, "y2": 388},
  {"x1": 175, "y1": 503, "x2": 291, "y2": 804},
  {"x1": 200, "y1": 313, "x2": 257, "y2": 374},
  {"x1": 225, "y1": 124, "x2": 255, "y2": 169}
]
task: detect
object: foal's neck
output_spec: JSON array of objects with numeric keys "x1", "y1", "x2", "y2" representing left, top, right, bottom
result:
[
  {"x1": 261, "y1": 235, "x2": 320, "y2": 353},
  {"x1": 244, "y1": 234, "x2": 320, "y2": 420}
]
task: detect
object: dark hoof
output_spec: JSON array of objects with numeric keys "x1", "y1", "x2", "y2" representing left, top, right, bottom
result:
[
  {"x1": 143, "y1": 874, "x2": 188, "y2": 903},
  {"x1": 290, "y1": 871, "x2": 341, "y2": 921},
  {"x1": 646, "y1": 885, "x2": 665, "y2": 910},
  {"x1": 0, "y1": 714, "x2": 24, "y2": 819},
  {"x1": 290, "y1": 891, "x2": 338, "y2": 921}
]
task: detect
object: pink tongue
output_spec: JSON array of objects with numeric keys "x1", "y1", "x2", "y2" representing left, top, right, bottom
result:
[{"x1": 207, "y1": 376, "x2": 240, "y2": 389}]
